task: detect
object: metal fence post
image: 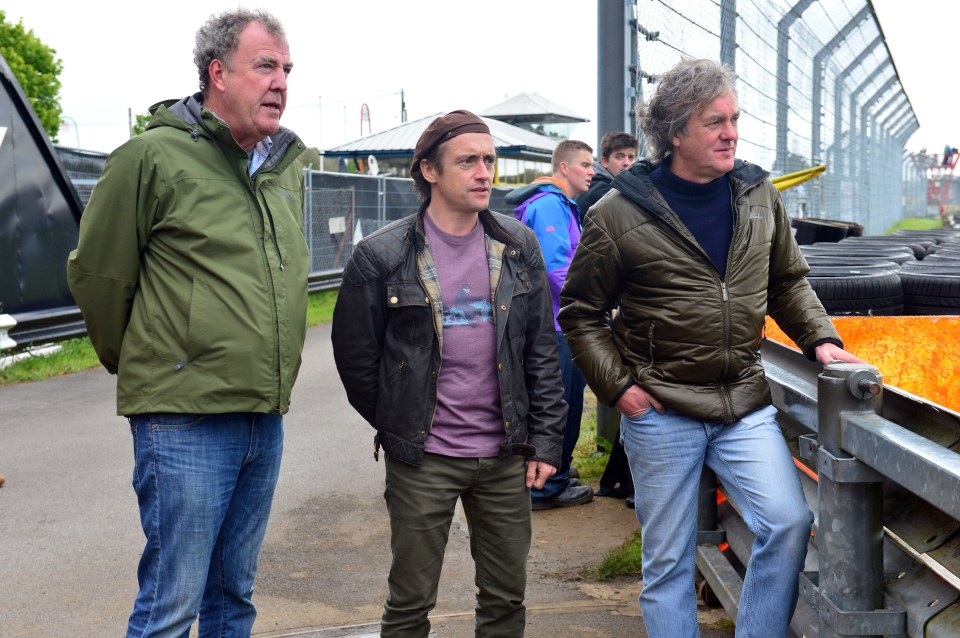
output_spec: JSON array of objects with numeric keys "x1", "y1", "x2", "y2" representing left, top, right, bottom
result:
[{"x1": 815, "y1": 362, "x2": 888, "y2": 637}]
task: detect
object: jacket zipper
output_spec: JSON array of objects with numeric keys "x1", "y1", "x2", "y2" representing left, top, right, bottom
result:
[
  {"x1": 718, "y1": 281, "x2": 733, "y2": 421},
  {"x1": 657, "y1": 186, "x2": 740, "y2": 422},
  {"x1": 717, "y1": 187, "x2": 743, "y2": 422}
]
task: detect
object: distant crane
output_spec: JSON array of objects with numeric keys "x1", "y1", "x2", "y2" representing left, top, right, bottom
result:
[{"x1": 918, "y1": 145, "x2": 959, "y2": 212}]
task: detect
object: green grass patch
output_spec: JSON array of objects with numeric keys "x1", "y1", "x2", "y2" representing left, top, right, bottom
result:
[
  {"x1": 594, "y1": 528, "x2": 643, "y2": 581},
  {"x1": 571, "y1": 390, "x2": 611, "y2": 482},
  {"x1": 884, "y1": 217, "x2": 944, "y2": 234},
  {"x1": 0, "y1": 338, "x2": 100, "y2": 385},
  {"x1": 307, "y1": 289, "x2": 338, "y2": 326},
  {"x1": 707, "y1": 618, "x2": 736, "y2": 631}
]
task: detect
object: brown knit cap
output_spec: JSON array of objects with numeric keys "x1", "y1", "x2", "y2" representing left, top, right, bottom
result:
[{"x1": 410, "y1": 110, "x2": 490, "y2": 174}]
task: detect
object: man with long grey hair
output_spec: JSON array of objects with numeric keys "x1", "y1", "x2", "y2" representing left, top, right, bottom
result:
[
  {"x1": 558, "y1": 58, "x2": 864, "y2": 636},
  {"x1": 69, "y1": 8, "x2": 307, "y2": 636}
]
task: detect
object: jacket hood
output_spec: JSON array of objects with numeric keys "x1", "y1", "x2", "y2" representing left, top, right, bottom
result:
[
  {"x1": 146, "y1": 93, "x2": 301, "y2": 158},
  {"x1": 591, "y1": 161, "x2": 614, "y2": 184},
  {"x1": 611, "y1": 157, "x2": 769, "y2": 218},
  {"x1": 504, "y1": 179, "x2": 568, "y2": 206}
]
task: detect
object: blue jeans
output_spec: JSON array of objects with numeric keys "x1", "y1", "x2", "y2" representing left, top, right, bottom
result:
[
  {"x1": 620, "y1": 404, "x2": 812, "y2": 638},
  {"x1": 531, "y1": 332, "x2": 585, "y2": 501},
  {"x1": 126, "y1": 413, "x2": 284, "y2": 638}
]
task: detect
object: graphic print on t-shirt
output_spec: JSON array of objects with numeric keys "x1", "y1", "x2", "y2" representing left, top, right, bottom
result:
[{"x1": 443, "y1": 283, "x2": 493, "y2": 328}]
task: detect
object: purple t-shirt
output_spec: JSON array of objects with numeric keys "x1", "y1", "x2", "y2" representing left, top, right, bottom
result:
[{"x1": 423, "y1": 214, "x2": 503, "y2": 458}]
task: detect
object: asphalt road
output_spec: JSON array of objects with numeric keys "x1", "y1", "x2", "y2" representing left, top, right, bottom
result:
[{"x1": 0, "y1": 323, "x2": 733, "y2": 637}]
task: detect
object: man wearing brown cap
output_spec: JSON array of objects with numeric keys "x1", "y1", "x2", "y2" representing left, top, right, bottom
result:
[{"x1": 331, "y1": 110, "x2": 566, "y2": 636}]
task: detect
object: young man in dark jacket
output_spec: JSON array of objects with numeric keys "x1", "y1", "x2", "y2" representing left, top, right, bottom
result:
[
  {"x1": 574, "y1": 131, "x2": 638, "y2": 218},
  {"x1": 68, "y1": 10, "x2": 307, "y2": 637},
  {"x1": 559, "y1": 59, "x2": 865, "y2": 638},
  {"x1": 331, "y1": 110, "x2": 566, "y2": 637}
]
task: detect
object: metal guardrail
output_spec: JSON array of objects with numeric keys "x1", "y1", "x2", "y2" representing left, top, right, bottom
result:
[
  {"x1": 697, "y1": 339, "x2": 960, "y2": 637},
  {"x1": 4, "y1": 270, "x2": 344, "y2": 352}
]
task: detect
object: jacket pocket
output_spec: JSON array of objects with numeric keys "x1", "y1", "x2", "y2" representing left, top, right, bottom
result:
[
  {"x1": 183, "y1": 276, "x2": 214, "y2": 367},
  {"x1": 506, "y1": 268, "x2": 533, "y2": 341},
  {"x1": 386, "y1": 281, "x2": 433, "y2": 347}
]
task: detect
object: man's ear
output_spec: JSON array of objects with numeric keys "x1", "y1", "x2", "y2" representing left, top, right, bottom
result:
[
  {"x1": 421, "y1": 159, "x2": 438, "y2": 184},
  {"x1": 208, "y1": 59, "x2": 227, "y2": 92}
]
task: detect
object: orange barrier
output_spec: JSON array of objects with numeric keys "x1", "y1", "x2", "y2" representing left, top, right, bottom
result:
[{"x1": 764, "y1": 316, "x2": 960, "y2": 413}]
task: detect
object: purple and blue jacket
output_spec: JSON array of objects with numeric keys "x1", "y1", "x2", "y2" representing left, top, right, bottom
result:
[{"x1": 506, "y1": 180, "x2": 581, "y2": 331}]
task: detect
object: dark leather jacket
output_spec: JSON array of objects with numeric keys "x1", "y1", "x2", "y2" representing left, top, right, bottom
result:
[
  {"x1": 559, "y1": 159, "x2": 841, "y2": 423},
  {"x1": 332, "y1": 205, "x2": 566, "y2": 467}
]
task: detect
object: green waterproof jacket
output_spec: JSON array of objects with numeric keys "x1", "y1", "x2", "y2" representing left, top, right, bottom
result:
[
  {"x1": 558, "y1": 159, "x2": 841, "y2": 423},
  {"x1": 67, "y1": 94, "x2": 308, "y2": 416}
]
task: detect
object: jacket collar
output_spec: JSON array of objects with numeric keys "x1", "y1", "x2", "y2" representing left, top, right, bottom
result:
[
  {"x1": 148, "y1": 93, "x2": 302, "y2": 173},
  {"x1": 414, "y1": 200, "x2": 523, "y2": 251},
  {"x1": 612, "y1": 156, "x2": 769, "y2": 216}
]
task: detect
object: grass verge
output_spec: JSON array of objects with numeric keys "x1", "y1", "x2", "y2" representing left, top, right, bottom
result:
[
  {"x1": 571, "y1": 390, "x2": 610, "y2": 482},
  {"x1": 884, "y1": 217, "x2": 944, "y2": 233},
  {"x1": 0, "y1": 290, "x2": 341, "y2": 386},
  {"x1": 594, "y1": 528, "x2": 643, "y2": 581},
  {"x1": 0, "y1": 338, "x2": 100, "y2": 384},
  {"x1": 573, "y1": 390, "x2": 644, "y2": 582}
]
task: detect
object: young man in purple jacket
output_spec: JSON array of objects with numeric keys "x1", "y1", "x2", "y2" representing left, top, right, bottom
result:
[{"x1": 506, "y1": 139, "x2": 596, "y2": 509}]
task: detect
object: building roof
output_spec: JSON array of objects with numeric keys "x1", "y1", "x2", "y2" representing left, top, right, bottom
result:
[
  {"x1": 325, "y1": 113, "x2": 561, "y2": 159},
  {"x1": 478, "y1": 92, "x2": 589, "y2": 125}
]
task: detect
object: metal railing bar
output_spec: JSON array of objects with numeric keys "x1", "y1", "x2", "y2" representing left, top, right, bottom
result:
[{"x1": 842, "y1": 411, "x2": 960, "y2": 521}]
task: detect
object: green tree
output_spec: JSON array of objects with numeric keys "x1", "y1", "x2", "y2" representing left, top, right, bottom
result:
[
  {"x1": 131, "y1": 112, "x2": 152, "y2": 136},
  {"x1": 0, "y1": 11, "x2": 63, "y2": 141}
]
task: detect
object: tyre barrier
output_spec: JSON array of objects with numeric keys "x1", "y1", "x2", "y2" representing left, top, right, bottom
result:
[
  {"x1": 801, "y1": 247, "x2": 916, "y2": 265},
  {"x1": 803, "y1": 257, "x2": 902, "y2": 270},
  {"x1": 801, "y1": 229, "x2": 960, "y2": 315},
  {"x1": 791, "y1": 217, "x2": 863, "y2": 245},
  {"x1": 805, "y1": 270, "x2": 903, "y2": 316},
  {"x1": 899, "y1": 271, "x2": 960, "y2": 315},
  {"x1": 899, "y1": 263, "x2": 960, "y2": 275},
  {"x1": 837, "y1": 237, "x2": 932, "y2": 259},
  {"x1": 926, "y1": 253, "x2": 960, "y2": 263}
]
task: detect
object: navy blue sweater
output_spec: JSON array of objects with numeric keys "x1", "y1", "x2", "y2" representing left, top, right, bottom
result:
[{"x1": 650, "y1": 164, "x2": 733, "y2": 279}]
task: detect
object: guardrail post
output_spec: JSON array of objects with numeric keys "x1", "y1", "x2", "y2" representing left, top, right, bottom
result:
[
  {"x1": 815, "y1": 362, "x2": 889, "y2": 637},
  {"x1": 0, "y1": 308, "x2": 17, "y2": 352}
]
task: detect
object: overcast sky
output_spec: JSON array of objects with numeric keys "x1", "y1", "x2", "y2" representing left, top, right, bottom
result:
[{"x1": 2, "y1": 0, "x2": 955, "y2": 158}]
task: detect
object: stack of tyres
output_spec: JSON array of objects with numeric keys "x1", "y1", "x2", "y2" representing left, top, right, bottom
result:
[
  {"x1": 799, "y1": 228, "x2": 960, "y2": 316},
  {"x1": 894, "y1": 231, "x2": 960, "y2": 315}
]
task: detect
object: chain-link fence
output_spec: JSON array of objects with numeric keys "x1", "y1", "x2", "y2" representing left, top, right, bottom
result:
[{"x1": 630, "y1": 0, "x2": 928, "y2": 234}]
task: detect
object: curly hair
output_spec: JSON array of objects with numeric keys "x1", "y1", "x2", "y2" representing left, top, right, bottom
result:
[
  {"x1": 194, "y1": 9, "x2": 286, "y2": 94},
  {"x1": 636, "y1": 58, "x2": 737, "y2": 164}
]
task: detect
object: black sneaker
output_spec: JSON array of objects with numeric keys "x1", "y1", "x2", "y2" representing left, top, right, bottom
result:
[
  {"x1": 532, "y1": 484, "x2": 594, "y2": 510},
  {"x1": 568, "y1": 466, "x2": 581, "y2": 480}
]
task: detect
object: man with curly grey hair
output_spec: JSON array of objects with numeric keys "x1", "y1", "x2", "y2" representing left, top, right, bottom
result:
[
  {"x1": 558, "y1": 58, "x2": 865, "y2": 637},
  {"x1": 68, "y1": 8, "x2": 307, "y2": 637}
]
